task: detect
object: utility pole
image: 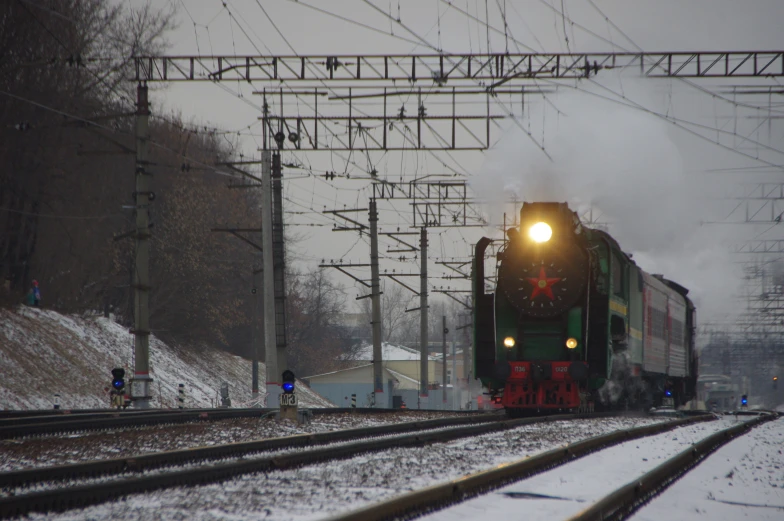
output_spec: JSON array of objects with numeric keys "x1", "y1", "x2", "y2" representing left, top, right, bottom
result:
[
  {"x1": 261, "y1": 148, "x2": 278, "y2": 406},
  {"x1": 131, "y1": 83, "x2": 152, "y2": 408},
  {"x1": 419, "y1": 227, "x2": 428, "y2": 409},
  {"x1": 442, "y1": 315, "x2": 447, "y2": 407},
  {"x1": 451, "y1": 336, "x2": 457, "y2": 410},
  {"x1": 319, "y1": 202, "x2": 385, "y2": 406},
  {"x1": 260, "y1": 91, "x2": 280, "y2": 407},
  {"x1": 252, "y1": 269, "x2": 257, "y2": 400},
  {"x1": 462, "y1": 310, "x2": 472, "y2": 408},
  {"x1": 369, "y1": 199, "x2": 384, "y2": 406},
  {"x1": 271, "y1": 152, "x2": 288, "y2": 377},
  {"x1": 251, "y1": 266, "x2": 262, "y2": 402}
]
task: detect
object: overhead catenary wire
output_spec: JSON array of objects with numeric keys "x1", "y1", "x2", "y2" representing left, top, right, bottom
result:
[
  {"x1": 360, "y1": 0, "x2": 552, "y2": 160},
  {"x1": 442, "y1": 0, "x2": 784, "y2": 167}
]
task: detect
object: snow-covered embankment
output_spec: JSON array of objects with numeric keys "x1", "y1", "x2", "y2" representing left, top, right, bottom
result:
[{"x1": 0, "y1": 306, "x2": 333, "y2": 409}]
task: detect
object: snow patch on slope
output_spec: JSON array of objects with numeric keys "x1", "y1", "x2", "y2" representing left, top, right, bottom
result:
[{"x1": 0, "y1": 306, "x2": 333, "y2": 409}]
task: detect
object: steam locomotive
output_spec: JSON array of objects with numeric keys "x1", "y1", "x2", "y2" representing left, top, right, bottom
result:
[{"x1": 473, "y1": 202, "x2": 698, "y2": 413}]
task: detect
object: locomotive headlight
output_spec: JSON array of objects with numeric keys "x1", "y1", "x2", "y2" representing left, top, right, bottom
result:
[
  {"x1": 565, "y1": 337, "x2": 578, "y2": 349},
  {"x1": 528, "y1": 222, "x2": 552, "y2": 243},
  {"x1": 503, "y1": 337, "x2": 516, "y2": 348}
]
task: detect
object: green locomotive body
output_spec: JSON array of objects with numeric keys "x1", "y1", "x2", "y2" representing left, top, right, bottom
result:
[{"x1": 473, "y1": 202, "x2": 697, "y2": 412}]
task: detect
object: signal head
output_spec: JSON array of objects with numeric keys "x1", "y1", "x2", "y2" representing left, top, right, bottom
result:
[
  {"x1": 281, "y1": 370, "x2": 296, "y2": 394},
  {"x1": 111, "y1": 368, "x2": 125, "y2": 391}
]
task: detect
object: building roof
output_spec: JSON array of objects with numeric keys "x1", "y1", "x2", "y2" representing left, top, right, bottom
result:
[
  {"x1": 304, "y1": 363, "x2": 375, "y2": 380},
  {"x1": 350, "y1": 342, "x2": 439, "y2": 362},
  {"x1": 430, "y1": 349, "x2": 465, "y2": 361},
  {"x1": 386, "y1": 368, "x2": 419, "y2": 386},
  {"x1": 303, "y1": 362, "x2": 424, "y2": 391}
]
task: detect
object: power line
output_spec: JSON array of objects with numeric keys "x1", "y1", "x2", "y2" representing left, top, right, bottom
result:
[{"x1": 361, "y1": 0, "x2": 552, "y2": 160}]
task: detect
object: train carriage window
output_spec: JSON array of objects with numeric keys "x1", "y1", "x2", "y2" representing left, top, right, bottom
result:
[{"x1": 612, "y1": 253, "x2": 624, "y2": 298}]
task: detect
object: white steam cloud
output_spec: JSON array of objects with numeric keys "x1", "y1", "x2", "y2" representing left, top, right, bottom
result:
[{"x1": 473, "y1": 77, "x2": 744, "y2": 321}]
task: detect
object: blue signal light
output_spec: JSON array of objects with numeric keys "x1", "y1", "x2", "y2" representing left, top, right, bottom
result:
[
  {"x1": 282, "y1": 381, "x2": 294, "y2": 393},
  {"x1": 741, "y1": 397, "x2": 748, "y2": 405},
  {"x1": 665, "y1": 389, "x2": 672, "y2": 397},
  {"x1": 111, "y1": 368, "x2": 125, "y2": 391}
]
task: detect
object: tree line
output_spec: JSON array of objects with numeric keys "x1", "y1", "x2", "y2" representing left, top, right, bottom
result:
[{"x1": 0, "y1": 0, "x2": 467, "y2": 379}]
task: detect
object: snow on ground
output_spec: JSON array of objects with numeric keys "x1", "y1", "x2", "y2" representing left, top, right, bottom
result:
[
  {"x1": 0, "y1": 411, "x2": 466, "y2": 471},
  {"x1": 422, "y1": 416, "x2": 757, "y2": 521},
  {"x1": 0, "y1": 306, "x2": 333, "y2": 410},
  {"x1": 32, "y1": 416, "x2": 665, "y2": 521},
  {"x1": 631, "y1": 416, "x2": 784, "y2": 521}
]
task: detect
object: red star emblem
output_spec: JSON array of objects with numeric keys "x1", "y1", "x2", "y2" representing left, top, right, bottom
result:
[{"x1": 526, "y1": 267, "x2": 561, "y2": 300}]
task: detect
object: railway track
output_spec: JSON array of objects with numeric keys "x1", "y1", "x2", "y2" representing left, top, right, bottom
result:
[
  {"x1": 0, "y1": 407, "x2": 480, "y2": 439},
  {"x1": 565, "y1": 412, "x2": 779, "y2": 521},
  {"x1": 324, "y1": 412, "x2": 777, "y2": 521},
  {"x1": 322, "y1": 413, "x2": 719, "y2": 521},
  {"x1": 0, "y1": 412, "x2": 610, "y2": 518}
]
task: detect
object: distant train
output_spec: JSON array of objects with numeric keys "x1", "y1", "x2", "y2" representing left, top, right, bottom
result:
[
  {"x1": 698, "y1": 374, "x2": 740, "y2": 411},
  {"x1": 473, "y1": 202, "x2": 698, "y2": 413}
]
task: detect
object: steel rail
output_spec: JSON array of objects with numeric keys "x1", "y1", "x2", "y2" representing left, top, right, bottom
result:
[
  {"x1": 0, "y1": 408, "x2": 175, "y2": 420},
  {"x1": 0, "y1": 407, "x2": 482, "y2": 439},
  {"x1": 0, "y1": 412, "x2": 505, "y2": 489},
  {"x1": 322, "y1": 414, "x2": 716, "y2": 521},
  {"x1": 0, "y1": 412, "x2": 610, "y2": 518},
  {"x1": 0, "y1": 406, "x2": 481, "y2": 422},
  {"x1": 565, "y1": 412, "x2": 779, "y2": 521},
  {"x1": 0, "y1": 408, "x2": 278, "y2": 439},
  {"x1": 0, "y1": 408, "x2": 221, "y2": 426}
]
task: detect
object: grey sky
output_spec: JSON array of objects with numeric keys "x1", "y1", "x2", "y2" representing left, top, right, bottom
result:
[{"x1": 134, "y1": 0, "x2": 784, "y2": 322}]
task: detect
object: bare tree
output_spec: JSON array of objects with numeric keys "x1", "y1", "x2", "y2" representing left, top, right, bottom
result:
[
  {"x1": 286, "y1": 268, "x2": 353, "y2": 376},
  {"x1": 357, "y1": 279, "x2": 417, "y2": 344},
  {"x1": 0, "y1": 2, "x2": 267, "y2": 354},
  {"x1": 0, "y1": 0, "x2": 175, "y2": 305}
]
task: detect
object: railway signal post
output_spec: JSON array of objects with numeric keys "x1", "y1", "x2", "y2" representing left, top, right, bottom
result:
[{"x1": 110, "y1": 368, "x2": 126, "y2": 409}]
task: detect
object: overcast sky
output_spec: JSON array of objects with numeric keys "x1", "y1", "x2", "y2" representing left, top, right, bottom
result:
[{"x1": 134, "y1": 0, "x2": 784, "y2": 324}]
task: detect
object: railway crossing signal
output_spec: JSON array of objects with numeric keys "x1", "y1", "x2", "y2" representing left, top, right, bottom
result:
[
  {"x1": 774, "y1": 376, "x2": 779, "y2": 390},
  {"x1": 741, "y1": 394, "x2": 748, "y2": 407}
]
